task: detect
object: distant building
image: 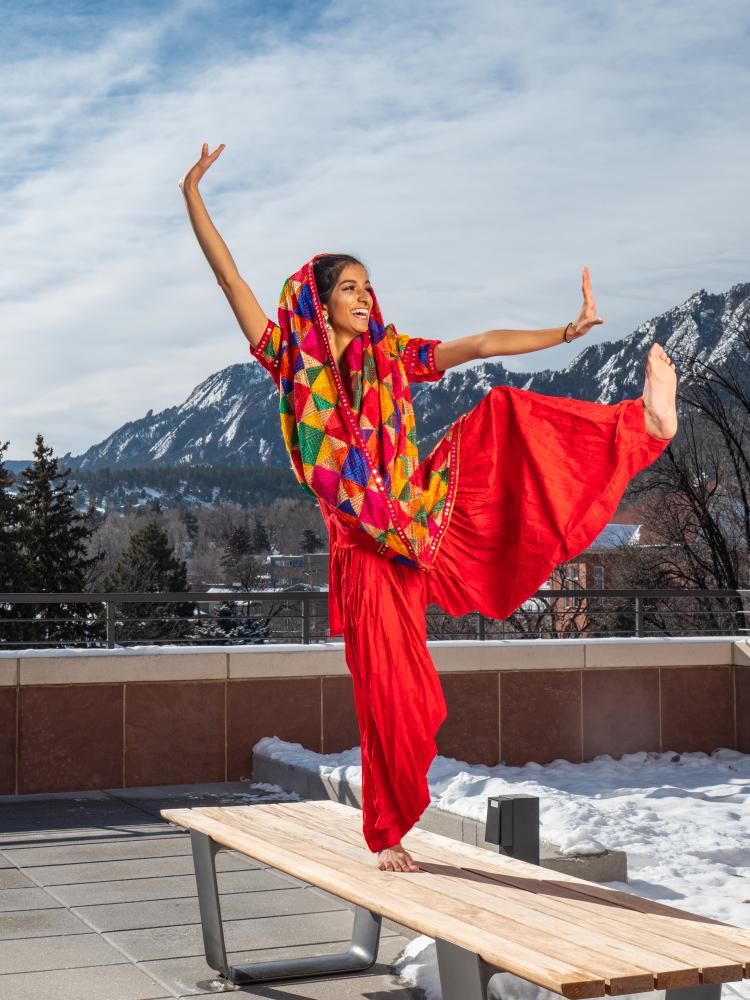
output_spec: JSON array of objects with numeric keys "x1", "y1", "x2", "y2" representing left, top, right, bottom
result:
[{"x1": 267, "y1": 552, "x2": 328, "y2": 589}]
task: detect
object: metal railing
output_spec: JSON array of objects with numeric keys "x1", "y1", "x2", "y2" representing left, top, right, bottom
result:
[{"x1": 0, "y1": 588, "x2": 748, "y2": 649}]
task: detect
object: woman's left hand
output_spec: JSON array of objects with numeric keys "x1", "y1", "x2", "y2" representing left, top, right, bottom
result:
[{"x1": 570, "y1": 266, "x2": 605, "y2": 339}]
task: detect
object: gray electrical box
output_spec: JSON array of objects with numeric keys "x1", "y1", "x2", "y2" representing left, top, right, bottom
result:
[{"x1": 484, "y1": 794, "x2": 540, "y2": 865}]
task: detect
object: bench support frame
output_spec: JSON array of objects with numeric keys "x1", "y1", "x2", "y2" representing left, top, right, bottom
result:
[{"x1": 190, "y1": 829, "x2": 382, "y2": 986}]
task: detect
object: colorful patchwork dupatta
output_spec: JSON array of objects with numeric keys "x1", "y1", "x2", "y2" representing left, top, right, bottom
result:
[{"x1": 252, "y1": 254, "x2": 461, "y2": 569}]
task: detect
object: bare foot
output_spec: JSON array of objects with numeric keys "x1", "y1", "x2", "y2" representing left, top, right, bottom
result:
[
  {"x1": 377, "y1": 842, "x2": 420, "y2": 873},
  {"x1": 642, "y1": 343, "x2": 678, "y2": 439}
]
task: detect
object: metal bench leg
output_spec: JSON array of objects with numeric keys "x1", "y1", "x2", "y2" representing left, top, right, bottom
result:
[
  {"x1": 666, "y1": 988, "x2": 722, "y2": 1000},
  {"x1": 191, "y1": 829, "x2": 230, "y2": 978},
  {"x1": 190, "y1": 830, "x2": 381, "y2": 986},
  {"x1": 436, "y1": 938, "x2": 492, "y2": 1000}
]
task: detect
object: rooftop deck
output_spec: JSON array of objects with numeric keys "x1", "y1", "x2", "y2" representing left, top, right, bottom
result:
[{"x1": 0, "y1": 783, "x2": 420, "y2": 999}]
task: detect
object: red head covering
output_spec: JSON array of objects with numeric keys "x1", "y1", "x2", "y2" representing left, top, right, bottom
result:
[{"x1": 253, "y1": 254, "x2": 461, "y2": 568}]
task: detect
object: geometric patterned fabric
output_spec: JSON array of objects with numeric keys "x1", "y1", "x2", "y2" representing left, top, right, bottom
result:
[{"x1": 249, "y1": 253, "x2": 461, "y2": 569}]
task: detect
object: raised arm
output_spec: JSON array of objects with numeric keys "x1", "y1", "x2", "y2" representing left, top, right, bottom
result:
[
  {"x1": 179, "y1": 143, "x2": 270, "y2": 349},
  {"x1": 434, "y1": 267, "x2": 604, "y2": 371}
]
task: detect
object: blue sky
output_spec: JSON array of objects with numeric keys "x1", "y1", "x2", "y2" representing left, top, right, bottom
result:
[{"x1": 2, "y1": 0, "x2": 749, "y2": 460}]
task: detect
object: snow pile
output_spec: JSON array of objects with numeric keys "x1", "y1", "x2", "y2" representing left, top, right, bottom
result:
[{"x1": 255, "y1": 737, "x2": 750, "y2": 1000}]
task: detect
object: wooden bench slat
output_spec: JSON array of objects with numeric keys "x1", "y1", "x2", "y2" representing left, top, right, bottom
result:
[
  {"x1": 279, "y1": 802, "x2": 743, "y2": 990},
  {"x1": 301, "y1": 801, "x2": 750, "y2": 968},
  {"x1": 162, "y1": 804, "x2": 606, "y2": 999},
  {"x1": 198, "y1": 805, "x2": 613, "y2": 995},
  {"x1": 284, "y1": 802, "x2": 745, "y2": 986},
  {"x1": 467, "y1": 867, "x2": 749, "y2": 979},
  {"x1": 257, "y1": 803, "x2": 671, "y2": 993}
]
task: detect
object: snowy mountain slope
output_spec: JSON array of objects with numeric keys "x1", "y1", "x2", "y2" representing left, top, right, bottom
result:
[
  {"x1": 62, "y1": 362, "x2": 288, "y2": 471},
  {"x1": 62, "y1": 281, "x2": 749, "y2": 471}
]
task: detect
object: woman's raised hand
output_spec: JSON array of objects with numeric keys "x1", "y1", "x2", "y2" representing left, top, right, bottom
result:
[
  {"x1": 570, "y1": 266, "x2": 605, "y2": 339},
  {"x1": 178, "y1": 142, "x2": 226, "y2": 193}
]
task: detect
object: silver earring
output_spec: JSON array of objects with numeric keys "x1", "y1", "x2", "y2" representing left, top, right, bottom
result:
[{"x1": 323, "y1": 313, "x2": 332, "y2": 331}]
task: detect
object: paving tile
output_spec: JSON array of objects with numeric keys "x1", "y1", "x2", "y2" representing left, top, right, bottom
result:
[
  {"x1": 0, "y1": 931, "x2": 127, "y2": 974},
  {"x1": 0, "y1": 790, "x2": 114, "y2": 811},
  {"x1": 0, "y1": 887, "x2": 62, "y2": 912},
  {"x1": 105, "y1": 780, "x2": 286, "y2": 815},
  {"x1": 22, "y1": 850, "x2": 259, "y2": 886},
  {"x1": 106, "y1": 909, "x2": 392, "y2": 963},
  {"x1": 76, "y1": 886, "x2": 349, "y2": 932},
  {"x1": 143, "y1": 931, "x2": 411, "y2": 998},
  {"x1": 0, "y1": 802, "x2": 140, "y2": 824},
  {"x1": 0, "y1": 905, "x2": 91, "y2": 939},
  {"x1": 0, "y1": 868, "x2": 34, "y2": 889},
  {"x1": 5, "y1": 833, "x2": 192, "y2": 868},
  {"x1": 0, "y1": 826, "x2": 173, "y2": 852},
  {"x1": 0, "y1": 963, "x2": 170, "y2": 1000},
  {"x1": 0, "y1": 805, "x2": 155, "y2": 840},
  {"x1": 214, "y1": 971, "x2": 420, "y2": 999},
  {"x1": 52, "y1": 868, "x2": 301, "y2": 907}
]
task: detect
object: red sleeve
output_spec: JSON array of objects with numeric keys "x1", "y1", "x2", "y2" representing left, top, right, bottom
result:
[
  {"x1": 394, "y1": 332, "x2": 445, "y2": 383},
  {"x1": 249, "y1": 318, "x2": 284, "y2": 386}
]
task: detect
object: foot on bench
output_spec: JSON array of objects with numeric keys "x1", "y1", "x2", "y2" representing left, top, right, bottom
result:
[{"x1": 378, "y1": 842, "x2": 420, "y2": 873}]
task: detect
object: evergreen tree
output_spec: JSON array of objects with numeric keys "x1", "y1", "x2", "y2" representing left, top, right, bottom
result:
[
  {"x1": 16, "y1": 435, "x2": 104, "y2": 646},
  {"x1": 104, "y1": 521, "x2": 194, "y2": 643},
  {"x1": 300, "y1": 528, "x2": 324, "y2": 553},
  {"x1": 220, "y1": 525, "x2": 262, "y2": 590},
  {"x1": 252, "y1": 516, "x2": 271, "y2": 554},
  {"x1": 0, "y1": 442, "x2": 28, "y2": 646},
  {"x1": 188, "y1": 599, "x2": 272, "y2": 646},
  {"x1": 0, "y1": 442, "x2": 25, "y2": 588}
]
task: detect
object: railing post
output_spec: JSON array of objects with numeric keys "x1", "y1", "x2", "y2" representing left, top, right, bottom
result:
[
  {"x1": 302, "y1": 595, "x2": 311, "y2": 645},
  {"x1": 106, "y1": 600, "x2": 116, "y2": 649},
  {"x1": 635, "y1": 597, "x2": 644, "y2": 638},
  {"x1": 476, "y1": 614, "x2": 486, "y2": 641}
]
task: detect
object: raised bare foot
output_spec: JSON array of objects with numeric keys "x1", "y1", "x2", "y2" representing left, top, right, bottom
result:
[
  {"x1": 642, "y1": 342, "x2": 678, "y2": 439},
  {"x1": 377, "y1": 842, "x2": 420, "y2": 873}
]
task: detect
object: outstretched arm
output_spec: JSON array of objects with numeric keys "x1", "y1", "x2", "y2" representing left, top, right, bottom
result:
[
  {"x1": 434, "y1": 267, "x2": 604, "y2": 371},
  {"x1": 179, "y1": 143, "x2": 270, "y2": 349}
]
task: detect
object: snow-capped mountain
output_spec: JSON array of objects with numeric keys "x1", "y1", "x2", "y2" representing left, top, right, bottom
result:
[
  {"x1": 413, "y1": 281, "x2": 750, "y2": 451},
  {"x1": 63, "y1": 281, "x2": 749, "y2": 471},
  {"x1": 62, "y1": 362, "x2": 289, "y2": 471}
]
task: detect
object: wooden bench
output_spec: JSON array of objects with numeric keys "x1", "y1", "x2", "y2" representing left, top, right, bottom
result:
[{"x1": 161, "y1": 799, "x2": 750, "y2": 1000}]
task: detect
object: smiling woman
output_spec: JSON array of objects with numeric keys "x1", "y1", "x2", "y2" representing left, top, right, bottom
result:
[{"x1": 178, "y1": 142, "x2": 679, "y2": 876}]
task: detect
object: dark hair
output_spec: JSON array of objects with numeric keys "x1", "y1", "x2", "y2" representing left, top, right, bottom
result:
[{"x1": 312, "y1": 253, "x2": 366, "y2": 304}]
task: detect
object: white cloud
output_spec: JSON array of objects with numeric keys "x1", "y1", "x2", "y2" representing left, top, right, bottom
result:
[{"x1": 1, "y1": 0, "x2": 748, "y2": 458}]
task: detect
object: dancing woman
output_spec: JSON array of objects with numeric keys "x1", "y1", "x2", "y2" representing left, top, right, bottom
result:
[{"x1": 180, "y1": 144, "x2": 678, "y2": 873}]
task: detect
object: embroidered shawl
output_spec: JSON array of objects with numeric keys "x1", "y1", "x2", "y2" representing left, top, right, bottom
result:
[{"x1": 249, "y1": 254, "x2": 461, "y2": 569}]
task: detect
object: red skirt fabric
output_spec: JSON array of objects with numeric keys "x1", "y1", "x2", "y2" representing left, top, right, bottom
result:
[{"x1": 323, "y1": 386, "x2": 670, "y2": 852}]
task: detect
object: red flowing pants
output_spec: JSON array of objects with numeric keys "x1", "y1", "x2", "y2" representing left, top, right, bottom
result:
[{"x1": 324, "y1": 386, "x2": 670, "y2": 852}]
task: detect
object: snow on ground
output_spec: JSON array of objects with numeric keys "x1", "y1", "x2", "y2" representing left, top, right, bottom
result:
[{"x1": 256, "y1": 737, "x2": 750, "y2": 1000}]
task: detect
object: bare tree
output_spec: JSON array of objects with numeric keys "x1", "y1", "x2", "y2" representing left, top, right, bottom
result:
[{"x1": 621, "y1": 322, "x2": 750, "y2": 635}]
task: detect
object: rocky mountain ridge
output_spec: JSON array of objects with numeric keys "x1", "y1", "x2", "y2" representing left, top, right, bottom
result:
[{"x1": 58, "y1": 280, "x2": 749, "y2": 472}]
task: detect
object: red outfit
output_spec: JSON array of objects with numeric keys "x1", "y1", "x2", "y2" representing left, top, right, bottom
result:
[
  {"x1": 249, "y1": 255, "x2": 671, "y2": 854},
  {"x1": 322, "y1": 386, "x2": 669, "y2": 852}
]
